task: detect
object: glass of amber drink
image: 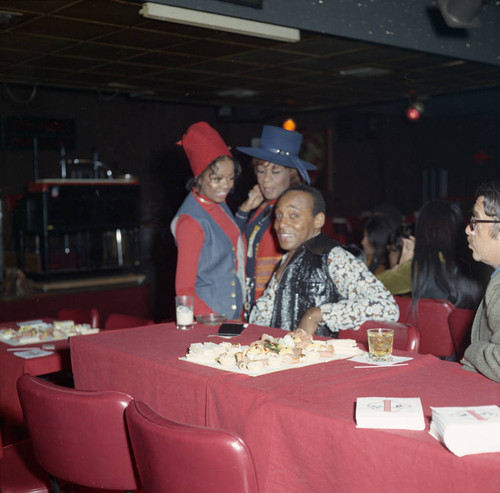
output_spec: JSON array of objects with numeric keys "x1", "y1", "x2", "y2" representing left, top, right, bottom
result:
[{"x1": 367, "y1": 328, "x2": 394, "y2": 361}]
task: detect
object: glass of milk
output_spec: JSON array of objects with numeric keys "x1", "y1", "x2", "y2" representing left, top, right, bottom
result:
[{"x1": 175, "y1": 295, "x2": 194, "y2": 330}]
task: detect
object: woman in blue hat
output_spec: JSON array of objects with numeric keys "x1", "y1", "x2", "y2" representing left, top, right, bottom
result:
[{"x1": 235, "y1": 125, "x2": 316, "y2": 315}]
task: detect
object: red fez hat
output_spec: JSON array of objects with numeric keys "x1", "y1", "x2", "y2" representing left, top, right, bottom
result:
[{"x1": 177, "y1": 121, "x2": 232, "y2": 178}]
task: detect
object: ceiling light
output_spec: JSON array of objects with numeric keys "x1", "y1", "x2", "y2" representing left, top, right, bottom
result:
[
  {"x1": 441, "y1": 60, "x2": 466, "y2": 67},
  {"x1": 216, "y1": 88, "x2": 259, "y2": 98},
  {"x1": 339, "y1": 67, "x2": 390, "y2": 77},
  {"x1": 139, "y1": 2, "x2": 300, "y2": 43},
  {"x1": 406, "y1": 102, "x2": 425, "y2": 121},
  {"x1": 406, "y1": 90, "x2": 425, "y2": 122},
  {"x1": 283, "y1": 119, "x2": 297, "y2": 131}
]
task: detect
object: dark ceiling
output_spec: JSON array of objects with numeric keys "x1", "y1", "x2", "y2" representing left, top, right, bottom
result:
[{"x1": 0, "y1": 0, "x2": 499, "y2": 112}]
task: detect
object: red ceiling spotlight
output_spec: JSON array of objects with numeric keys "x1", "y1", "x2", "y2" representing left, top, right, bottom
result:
[
  {"x1": 406, "y1": 90, "x2": 425, "y2": 122},
  {"x1": 406, "y1": 102, "x2": 425, "y2": 121}
]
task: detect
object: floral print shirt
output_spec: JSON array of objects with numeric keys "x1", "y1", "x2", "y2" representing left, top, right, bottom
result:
[{"x1": 249, "y1": 246, "x2": 399, "y2": 332}]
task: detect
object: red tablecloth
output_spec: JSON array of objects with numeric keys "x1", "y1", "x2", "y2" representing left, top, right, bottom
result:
[
  {"x1": 0, "y1": 320, "x2": 71, "y2": 425},
  {"x1": 70, "y1": 323, "x2": 500, "y2": 493}
]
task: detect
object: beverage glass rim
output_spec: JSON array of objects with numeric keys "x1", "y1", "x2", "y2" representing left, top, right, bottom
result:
[
  {"x1": 176, "y1": 295, "x2": 193, "y2": 301},
  {"x1": 367, "y1": 328, "x2": 394, "y2": 334}
]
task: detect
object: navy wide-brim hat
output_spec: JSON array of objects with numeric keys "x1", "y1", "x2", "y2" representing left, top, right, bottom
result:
[{"x1": 237, "y1": 125, "x2": 316, "y2": 184}]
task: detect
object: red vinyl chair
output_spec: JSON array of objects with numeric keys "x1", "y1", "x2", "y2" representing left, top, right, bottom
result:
[
  {"x1": 393, "y1": 296, "x2": 412, "y2": 323},
  {"x1": 56, "y1": 307, "x2": 100, "y2": 329},
  {"x1": 0, "y1": 435, "x2": 51, "y2": 492},
  {"x1": 410, "y1": 299, "x2": 455, "y2": 358},
  {"x1": 448, "y1": 308, "x2": 476, "y2": 361},
  {"x1": 125, "y1": 400, "x2": 260, "y2": 493},
  {"x1": 17, "y1": 374, "x2": 140, "y2": 493},
  {"x1": 104, "y1": 313, "x2": 155, "y2": 330},
  {"x1": 338, "y1": 320, "x2": 420, "y2": 353}
]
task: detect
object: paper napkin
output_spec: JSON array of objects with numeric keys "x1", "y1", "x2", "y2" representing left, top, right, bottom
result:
[
  {"x1": 356, "y1": 397, "x2": 426, "y2": 430},
  {"x1": 430, "y1": 405, "x2": 500, "y2": 457},
  {"x1": 13, "y1": 348, "x2": 54, "y2": 359},
  {"x1": 350, "y1": 354, "x2": 413, "y2": 366}
]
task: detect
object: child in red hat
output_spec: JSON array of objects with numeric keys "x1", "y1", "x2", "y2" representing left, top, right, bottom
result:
[{"x1": 171, "y1": 122, "x2": 245, "y2": 320}]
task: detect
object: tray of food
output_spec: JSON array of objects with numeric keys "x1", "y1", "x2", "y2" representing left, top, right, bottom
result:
[
  {"x1": 0, "y1": 320, "x2": 99, "y2": 346},
  {"x1": 181, "y1": 329, "x2": 364, "y2": 376}
]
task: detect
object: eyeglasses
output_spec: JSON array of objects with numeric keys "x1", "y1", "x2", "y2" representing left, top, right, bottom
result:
[{"x1": 469, "y1": 217, "x2": 500, "y2": 231}]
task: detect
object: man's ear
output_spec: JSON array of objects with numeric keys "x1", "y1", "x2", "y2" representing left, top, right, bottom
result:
[{"x1": 314, "y1": 212, "x2": 325, "y2": 230}]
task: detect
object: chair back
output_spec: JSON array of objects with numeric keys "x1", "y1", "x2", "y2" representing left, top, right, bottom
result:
[
  {"x1": 17, "y1": 374, "x2": 140, "y2": 491},
  {"x1": 410, "y1": 299, "x2": 455, "y2": 357},
  {"x1": 125, "y1": 400, "x2": 260, "y2": 493},
  {"x1": 0, "y1": 437, "x2": 51, "y2": 492},
  {"x1": 393, "y1": 296, "x2": 412, "y2": 323},
  {"x1": 57, "y1": 307, "x2": 100, "y2": 328},
  {"x1": 448, "y1": 308, "x2": 476, "y2": 361},
  {"x1": 338, "y1": 320, "x2": 420, "y2": 353},
  {"x1": 104, "y1": 313, "x2": 155, "y2": 330}
]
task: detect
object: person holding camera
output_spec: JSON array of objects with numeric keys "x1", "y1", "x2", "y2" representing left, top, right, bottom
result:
[{"x1": 376, "y1": 223, "x2": 415, "y2": 296}]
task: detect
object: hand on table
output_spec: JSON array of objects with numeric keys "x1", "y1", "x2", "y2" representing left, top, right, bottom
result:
[{"x1": 297, "y1": 307, "x2": 323, "y2": 335}]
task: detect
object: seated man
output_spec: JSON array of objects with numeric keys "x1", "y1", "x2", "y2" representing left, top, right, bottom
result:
[
  {"x1": 462, "y1": 180, "x2": 500, "y2": 383},
  {"x1": 249, "y1": 184, "x2": 399, "y2": 336}
]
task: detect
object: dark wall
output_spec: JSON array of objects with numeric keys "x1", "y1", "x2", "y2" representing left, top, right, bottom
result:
[
  {"x1": 289, "y1": 88, "x2": 499, "y2": 215},
  {"x1": 0, "y1": 86, "x2": 263, "y2": 320},
  {"x1": 1, "y1": 85, "x2": 498, "y2": 318}
]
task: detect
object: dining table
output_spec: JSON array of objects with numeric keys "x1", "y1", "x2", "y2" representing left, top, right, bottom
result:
[
  {"x1": 0, "y1": 319, "x2": 71, "y2": 427},
  {"x1": 70, "y1": 322, "x2": 500, "y2": 493}
]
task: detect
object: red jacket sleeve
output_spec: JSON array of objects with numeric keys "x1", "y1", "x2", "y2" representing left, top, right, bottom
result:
[{"x1": 174, "y1": 214, "x2": 214, "y2": 315}]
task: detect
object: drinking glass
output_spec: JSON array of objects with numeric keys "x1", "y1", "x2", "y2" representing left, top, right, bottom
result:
[
  {"x1": 175, "y1": 295, "x2": 194, "y2": 330},
  {"x1": 367, "y1": 328, "x2": 394, "y2": 361}
]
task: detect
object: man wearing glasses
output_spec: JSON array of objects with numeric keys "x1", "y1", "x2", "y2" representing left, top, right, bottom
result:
[{"x1": 462, "y1": 180, "x2": 500, "y2": 383}]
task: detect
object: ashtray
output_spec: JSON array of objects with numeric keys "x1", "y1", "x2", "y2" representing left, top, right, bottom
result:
[{"x1": 196, "y1": 313, "x2": 228, "y2": 325}]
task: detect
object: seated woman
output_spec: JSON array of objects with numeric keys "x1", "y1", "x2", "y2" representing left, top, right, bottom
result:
[
  {"x1": 376, "y1": 223, "x2": 415, "y2": 296},
  {"x1": 360, "y1": 215, "x2": 396, "y2": 275},
  {"x1": 384, "y1": 201, "x2": 483, "y2": 309},
  {"x1": 410, "y1": 200, "x2": 483, "y2": 309}
]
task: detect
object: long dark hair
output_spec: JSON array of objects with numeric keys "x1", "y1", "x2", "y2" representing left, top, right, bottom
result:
[
  {"x1": 411, "y1": 200, "x2": 482, "y2": 309},
  {"x1": 362, "y1": 215, "x2": 395, "y2": 272}
]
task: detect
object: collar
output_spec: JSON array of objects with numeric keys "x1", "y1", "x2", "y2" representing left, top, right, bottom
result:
[
  {"x1": 303, "y1": 233, "x2": 338, "y2": 256},
  {"x1": 491, "y1": 265, "x2": 500, "y2": 279},
  {"x1": 192, "y1": 188, "x2": 217, "y2": 206},
  {"x1": 254, "y1": 198, "x2": 276, "y2": 216}
]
